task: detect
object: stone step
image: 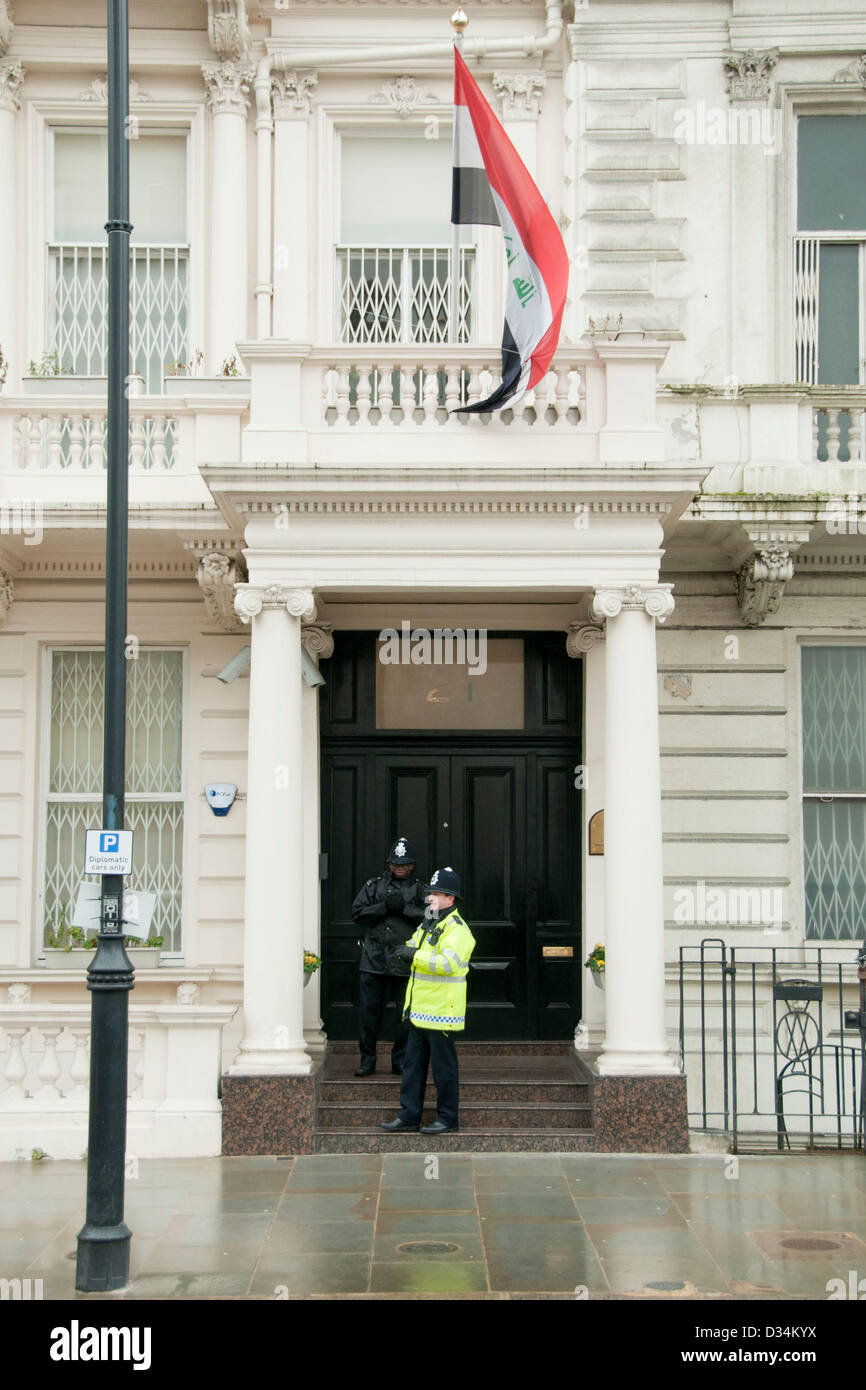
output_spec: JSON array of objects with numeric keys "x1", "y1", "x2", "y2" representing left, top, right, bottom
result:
[
  {"x1": 318, "y1": 1079, "x2": 591, "y2": 1105},
  {"x1": 315, "y1": 1128, "x2": 598, "y2": 1154},
  {"x1": 316, "y1": 1102, "x2": 593, "y2": 1131},
  {"x1": 328, "y1": 1040, "x2": 577, "y2": 1057}
]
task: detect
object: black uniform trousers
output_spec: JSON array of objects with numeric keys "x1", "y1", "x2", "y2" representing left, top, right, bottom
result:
[
  {"x1": 397, "y1": 1023, "x2": 460, "y2": 1127},
  {"x1": 358, "y1": 971, "x2": 409, "y2": 1067}
]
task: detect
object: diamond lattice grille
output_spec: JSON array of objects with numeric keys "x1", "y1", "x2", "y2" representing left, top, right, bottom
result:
[
  {"x1": 338, "y1": 246, "x2": 474, "y2": 344},
  {"x1": 802, "y1": 647, "x2": 866, "y2": 790},
  {"x1": 45, "y1": 650, "x2": 184, "y2": 951},
  {"x1": 803, "y1": 800, "x2": 866, "y2": 940}
]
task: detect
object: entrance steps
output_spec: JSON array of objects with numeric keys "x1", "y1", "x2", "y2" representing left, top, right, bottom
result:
[{"x1": 315, "y1": 1042, "x2": 596, "y2": 1153}]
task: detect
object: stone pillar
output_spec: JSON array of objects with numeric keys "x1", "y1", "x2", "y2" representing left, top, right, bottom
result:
[
  {"x1": 301, "y1": 621, "x2": 332, "y2": 1057},
  {"x1": 202, "y1": 60, "x2": 254, "y2": 372},
  {"x1": 590, "y1": 583, "x2": 677, "y2": 1075},
  {"x1": 0, "y1": 61, "x2": 24, "y2": 383},
  {"x1": 566, "y1": 622, "x2": 606, "y2": 1052},
  {"x1": 272, "y1": 71, "x2": 317, "y2": 341},
  {"x1": 228, "y1": 582, "x2": 315, "y2": 1075}
]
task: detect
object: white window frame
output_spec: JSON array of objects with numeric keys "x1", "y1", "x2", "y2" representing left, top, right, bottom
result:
[
  {"x1": 24, "y1": 96, "x2": 205, "y2": 375},
  {"x1": 35, "y1": 644, "x2": 189, "y2": 965}
]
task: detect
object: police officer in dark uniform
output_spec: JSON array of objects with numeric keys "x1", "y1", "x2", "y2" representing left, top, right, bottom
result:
[{"x1": 351, "y1": 837, "x2": 428, "y2": 1077}]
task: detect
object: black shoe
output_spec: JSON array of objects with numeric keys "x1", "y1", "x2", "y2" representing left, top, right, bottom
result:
[
  {"x1": 354, "y1": 1061, "x2": 376, "y2": 1077},
  {"x1": 391, "y1": 1064, "x2": 403, "y2": 1075},
  {"x1": 380, "y1": 1117, "x2": 419, "y2": 1132},
  {"x1": 420, "y1": 1119, "x2": 458, "y2": 1135}
]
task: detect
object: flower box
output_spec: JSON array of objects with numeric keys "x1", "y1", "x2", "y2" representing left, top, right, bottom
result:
[
  {"x1": 22, "y1": 376, "x2": 108, "y2": 397},
  {"x1": 42, "y1": 946, "x2": 162, "y2": 970},
  {"x1": 162, "y1": 375, "x2": 249, "y2": 396}
]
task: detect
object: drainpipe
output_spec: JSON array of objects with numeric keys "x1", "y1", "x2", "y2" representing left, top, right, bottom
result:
[{"x1": 254, "y1": 0, "x2": 564, "y2": 336}]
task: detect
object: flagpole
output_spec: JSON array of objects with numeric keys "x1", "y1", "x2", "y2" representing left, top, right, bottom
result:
[{"x1": 449, "y1": 10, "x2": 468, "y2": 346}]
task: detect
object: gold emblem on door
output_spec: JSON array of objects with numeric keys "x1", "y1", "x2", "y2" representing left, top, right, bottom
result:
[{"x1": 542, "y1": 946, "x2": 574, "y2": 958}]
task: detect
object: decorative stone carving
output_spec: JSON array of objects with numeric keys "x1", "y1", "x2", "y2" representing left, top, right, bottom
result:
[
  {"x1": 492, "y1": 71, "x2": 546, "y2": 120},
  {"x1": 566, "y1": 623, "x2": 605, "y2": 657},
  {"x1": 196, "y1": 552, "x2": 248, "y2": 631},
  {"x1": 0, "y1": 2, "x2": 12, "y2": 59},
  {"x1": 833, "y1": 55, "x2": 866, "y2": 87},
  {"x1": 663, "y1": 673, "x2": 692, "y2": 701},
  {"x1": 207, "y1": 0, "x2": 250, "y2": 62},
  {"x1": 7, "y1": 983, "x2": 30, "y2": 1006},
  {"x1": 0, "y1": 569, "x2": 14, "y2": 627},
  {"x1": 591, "y1": 585, "x2": 675, "y2": 624},
  {"x1": 301, "y1": 622, "x2": 334, "y2": 660},
  {"x1": 0, "y1": 59, "x2": 24, "y2": 114},
  {"x1": 177, "y1": 982, "x2": 200, "y2": 1005},
  {"x1": 78, "y1": 76, "x2": 151, "y2": 104},
  {"x1": 369, "y1": 76, "x2": 439, "y2": 119},
  {"x1": 202, "y1": 60, "x2": 255, "y2": 117},
  {"x1": 234, "y1": 584, "x2": 316, "y2": 624},
  {"x1": 723, "y1": 49, "x2": 779, "y2": 102},
  {"x1": 272, "y1": 70, "x2": 318, "y2": 119},
  {"x1": 735, "y1": 545, "x2": 794, "y2": 627}
]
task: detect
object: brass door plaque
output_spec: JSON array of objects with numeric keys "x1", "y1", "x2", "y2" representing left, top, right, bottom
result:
[
  {"x1": 589, "y1": 809, "x2": 604, "y2": 855},
  {"x1": 542, "y1": 946, "x2": 574, "y2": 958}
]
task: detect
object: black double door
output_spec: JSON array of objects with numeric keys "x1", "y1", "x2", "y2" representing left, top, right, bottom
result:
[{"x1": 319, "y1": 634, "x2": 582, "y2": 1041}]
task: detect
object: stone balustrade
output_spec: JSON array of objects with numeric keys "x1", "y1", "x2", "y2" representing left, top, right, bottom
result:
[{"x1": 0, "y1": 995, "x2": 238, "y2": 1158}]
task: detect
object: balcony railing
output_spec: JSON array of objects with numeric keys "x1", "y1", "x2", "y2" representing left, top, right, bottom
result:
[
  {"x1": 336, "y1": 245, "x2": 474, "y2": 344},
  {"x1": 12, "y1": 406, "x2": 178, "y2": 471},
  {"x1": 47, "y1": 243, "x2": 189, "y2": 394}
]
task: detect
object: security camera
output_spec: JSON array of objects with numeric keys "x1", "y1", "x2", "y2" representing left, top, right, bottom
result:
[
  {"x1": 302, "y1": 651, "x2": 325, "y2": 688},
  {"x1": 216, "y1": 646, "x2": 251, "y2": 684}
]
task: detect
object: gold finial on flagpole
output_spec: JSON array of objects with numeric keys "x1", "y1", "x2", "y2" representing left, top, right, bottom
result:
[{"x1": 451, "y1": 9, "x2": 469, "y2": 33}]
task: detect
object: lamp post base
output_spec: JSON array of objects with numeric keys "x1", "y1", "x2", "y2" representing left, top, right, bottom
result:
[{"x1": 75, "y1": 1221, "x2": 132, "y2": 1292}]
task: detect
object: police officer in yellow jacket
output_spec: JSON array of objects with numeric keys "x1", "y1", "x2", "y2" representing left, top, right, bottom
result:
[{"x1": 380, "y1": 867, "x2": 475, "y2": 1135}]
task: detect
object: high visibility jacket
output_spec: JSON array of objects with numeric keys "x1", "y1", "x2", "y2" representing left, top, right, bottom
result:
[{"x1": 402, "y1": 908, "x2": 476, "y2": 1032}]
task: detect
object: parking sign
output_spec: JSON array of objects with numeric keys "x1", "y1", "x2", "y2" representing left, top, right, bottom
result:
[{"x1": 84, "y1": 829, "x2": 134, "y2": 875}]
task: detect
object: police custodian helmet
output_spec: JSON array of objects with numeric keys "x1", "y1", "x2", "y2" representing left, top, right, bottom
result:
[{"x1": 429, "y1": 866, "x2": 462, "y2": 898}]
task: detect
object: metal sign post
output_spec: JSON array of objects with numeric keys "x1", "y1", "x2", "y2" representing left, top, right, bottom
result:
[{"x1": 75, "y1": 0, "x2": 135, "y2": 1293}]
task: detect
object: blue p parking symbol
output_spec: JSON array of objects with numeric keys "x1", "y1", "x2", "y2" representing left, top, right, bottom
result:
[{"x1": 100, "y1": 832, "x2": 120, "y2": 853}]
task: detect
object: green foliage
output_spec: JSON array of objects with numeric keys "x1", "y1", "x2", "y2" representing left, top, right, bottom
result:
[{"x1": 31, "y1": 1147, "x2": 48, "y2": 1161}]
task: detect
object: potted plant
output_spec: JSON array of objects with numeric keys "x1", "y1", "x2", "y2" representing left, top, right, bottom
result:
[
  {"x1": 303, "y1": 950, "x2": 321, "y2": 989},
  {"x1": 42, "y1": 910, "x2": 163, "y2": 969},
  {"x1": 163, "y1": 350, "x2": 249, "y2": 396},
  {"x1": 22, "y1": 352, "x2": 108, "y2": 397},
  {"x1": 584, "y1": 942, "x2": 605, "y2": 988},
  {"x1": 122, "y1": 934, "x2": 164, "y2": 969}
]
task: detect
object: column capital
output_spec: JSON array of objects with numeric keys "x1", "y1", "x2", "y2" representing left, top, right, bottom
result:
[
  {"x1": 492, "y1": 71, "x2": 546, "y2": 121},
  {"x1": 723, "y1": 48, "x2": 779, "y2": 102},
  {"x1": 301, "y1": 621, "x2": 334, "y2": 660},
  {"x1": 0, "y1": 60, "x2": 24, "y2": 114},
  {"x1": 272, "y1": 69, "x2": 318, "y2": 119},
  {"x1": 202, "y1": 59, "x2": 255, "y2": 116},
  {"x1": 566, "y1": 622, "x2": 604, "y2": 657},
  {"x1": 234, "y1": 583, "x2": 316, "y2": 624},
  {"x1": 591, "y1": 584, "x2": 674, "y2": 625}
]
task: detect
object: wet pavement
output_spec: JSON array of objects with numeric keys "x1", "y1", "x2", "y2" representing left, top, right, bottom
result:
[{"x1": 0, "y1": 1151, "x2": 864, "y2": 1299}]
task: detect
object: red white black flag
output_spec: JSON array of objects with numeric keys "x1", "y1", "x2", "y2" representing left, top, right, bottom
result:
[{"x1": 451, "y1": 49, "x2": 569, "y2": 413}]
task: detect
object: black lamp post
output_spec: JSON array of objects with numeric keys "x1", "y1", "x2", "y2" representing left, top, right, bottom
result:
[{"x1": 75, "y1": 0, "x2": 134, "y2": 1293}]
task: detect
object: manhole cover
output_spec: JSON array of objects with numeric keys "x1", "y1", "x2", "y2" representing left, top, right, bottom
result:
[
  {"x1": 396, "y1": 1241, "x2": 460, "y2": 1256},
  {"x1": 780, "y1": 1237, "x2": 840, "y2": 1252},
  {"x1": 646, "y1": 1280, "x2": 685, "y2": 1291}
]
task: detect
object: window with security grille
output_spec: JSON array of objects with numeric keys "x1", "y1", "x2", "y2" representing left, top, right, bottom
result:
[
  {"x1": 337, "y1": 133, "x2": 473, "y2": 344},
  {"x1": 42, "y1": 649, "x2": 184, "y2": 954},
  {"x1": 802, "y1": 646, "x2": 866, "y2": 940},
  {"x1": 48, "y1": 130, "x2": 189, "y2": 392}
]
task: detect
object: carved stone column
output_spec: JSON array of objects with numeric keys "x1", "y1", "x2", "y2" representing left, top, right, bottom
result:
[
  {"x1": 228, "y1": 583, "x2": 316, "y2": 1076},
  {"x1": 271, "y1": 71, "x2": 318, "y2": 341},
  {"x1": 566, "y1": 623, "x2": 606, "y2": 1052},
  {"x1": 591, "y1": 584, "x2": 678, "y2": 1076},
  {"x1": 300, "y1": 622, "x2": 332, "y2": 1057},
  {"x1": 202, "y1": 60, "x2": 254, "y2": 371},
  {"x1": 0, "y1": 59, "x2": 24, "y2": 382}
]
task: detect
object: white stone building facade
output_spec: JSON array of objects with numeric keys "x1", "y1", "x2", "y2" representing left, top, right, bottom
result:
[{"x1": 0, "y1": 0, "x2": 863, "y2": 1155}]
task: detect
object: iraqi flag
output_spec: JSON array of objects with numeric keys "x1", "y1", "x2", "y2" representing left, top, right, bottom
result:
[{"x1": 452, "y1": 49, "x2": 569, "y2": 413}]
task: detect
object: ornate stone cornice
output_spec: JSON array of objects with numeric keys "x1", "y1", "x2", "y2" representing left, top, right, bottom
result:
[
  {"x1": 723, "y1": 49, "x2": 779, "y2": 102},
  {"x1": 0, "y1": 59, "x2": 24, "y2": 114},
  {"x1": 207, "y1": 0, "x2": 250, "y2": 63},
  {"x1": 196, "y1": 552, "x2": 248, "y2": 631},
  {"x1": 78, "y1": 76, "x2": 151, "y2": 104},
  {"x1": 272, "y1": 70, "x2": 318, "y2": 119},
  {"x1": 369, "y1": 75, "x2": 439, "y2": 119},
  {"x1": 240, "y1": 499, "x2": 672, "y2": 518},
  {"x1": 0, "y1": 2, "x2": 12, "y2": 59},
  {"x1": 234, "y1": 584, "x2": 316, "y2": 623},
  {"x1": 492, "y1": 71, "x2": 546, "y2": 120},
  {"x1": 202, "y1": 60, "x2": 255, "y2": 117},
  {"x1": 591, "y1": 584, "x2": 675, "y2": 624},
  {"x1": 301, "y1": 622, "x2": 334, "y2": 660},
  {"x1": 0, "y1": 569, "x2": 14, "y2": 627},
  {"x1": 735, "y1": 545, "x2": 794, "y2": 627},
  {"x1": 566, "y1": 622, "x2": 604, "y2": 657}
]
